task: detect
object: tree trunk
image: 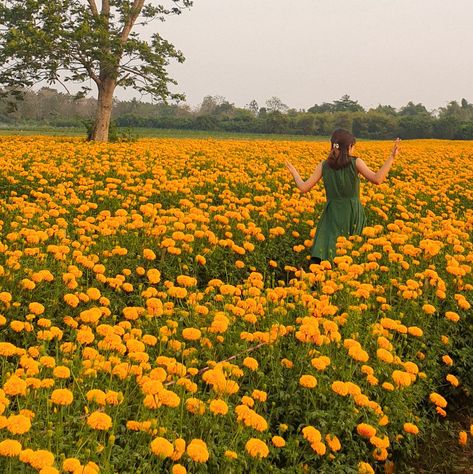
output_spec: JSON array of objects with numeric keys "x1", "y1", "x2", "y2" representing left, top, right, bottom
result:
[{"x1": 90, "y1": 78, "x2": 116, "y2": 142}]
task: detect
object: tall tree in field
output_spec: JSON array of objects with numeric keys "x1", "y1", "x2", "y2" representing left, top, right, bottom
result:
[{"x1": 0, "y1": 1, "x2": 192, "y2": 141}]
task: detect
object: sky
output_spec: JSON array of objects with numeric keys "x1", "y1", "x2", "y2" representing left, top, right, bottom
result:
[{"x1": 69, "y1": 0, "x2": 473, "y2": 112}]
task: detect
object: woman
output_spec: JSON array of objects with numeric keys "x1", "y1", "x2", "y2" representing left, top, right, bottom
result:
[{"x1": 285, "y1": 129, "x2": 400, "y2": 265}]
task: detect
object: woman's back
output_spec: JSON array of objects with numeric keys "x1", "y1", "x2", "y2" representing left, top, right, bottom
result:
[{"x1": 322, "y1": 157, "x2": 360, "y2": 200}]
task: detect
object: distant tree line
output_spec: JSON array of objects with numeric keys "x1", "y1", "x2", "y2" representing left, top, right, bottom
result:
[{"x1": 1, "y1": 87, "x2": 473, "y2": 139}]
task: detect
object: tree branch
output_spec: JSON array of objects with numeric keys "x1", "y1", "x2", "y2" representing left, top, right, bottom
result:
[
  {"x1": 101, "y1": 0, "x2": 110, "y2": 17},
  {"x1": 87, "y1": 0, "x2": 99, "y2": 17},
  {"x1": 120, "y1": 0, "x2": 145, "y2": 45}
]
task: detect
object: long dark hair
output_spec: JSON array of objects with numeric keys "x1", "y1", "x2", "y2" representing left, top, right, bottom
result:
[{"x1": 326, "y1": 129, "x2": 356, "y2": 170}]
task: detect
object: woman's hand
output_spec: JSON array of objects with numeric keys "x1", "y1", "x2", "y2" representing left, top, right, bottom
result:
[
  {"x1": 285, "y1": 160, "x2": 297, "y2": 176},
  {"x1": 391, "y1": 138, "x2": 401, "y2": 159}
]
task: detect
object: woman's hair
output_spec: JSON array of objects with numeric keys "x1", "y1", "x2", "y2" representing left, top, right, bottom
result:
[{"x1": 326, "y1": 128, "x2": 356, "y2": 170}]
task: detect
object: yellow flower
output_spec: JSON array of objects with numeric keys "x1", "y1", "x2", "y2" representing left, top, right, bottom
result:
[
  {"x1": 186, "y1": 438, "x2": 209, "y2": 463},
  {"x1": 87, "y1": 411, "x2": 112, "y2": 431},
  {"x1": 358, "y1": 461, "x2": 375, "y2": 474},
  {"x1": 446, "y1": 374, "x2": 459, "y2": 387},
  {"x1": 53, "y1": 365, "x2": 71, "y2": 379},
  {"x1": 445, "y1": 311, "x2": 460, "y2": 322},
  {"x1": 172, "y1": 464, "x2": 187, "y2": 474},
  {"x1": 50, "y1": 388, "x2": 74, "y2": 406},
  {"x1": 272, "y1": 436, "x2": 285, "y2": 447},
  {"x1": 458, "y1": 431, "x2": 467, "y2": 446},
  {"x1": 150, "y1": 436, "x2": 174, "y2": 458},
  {"x1": 3, "y1": 375, "x2": 27, "y2": 396},
  {"x1": 243, "y1": 357, "x2": 259, "y2": 371},
  {"x1": 325, "y1": 434, "x2": 341, "y2": 452},
  {"x1": 299, "y1": 375, "x2": 317, "y2": 388},
  {"x1": 302, "y1": 426, "x2": 321, "y2": 443},
  {"x1": 403, "y1": 423, "x2": 419, "y2": 435},
  {"x1": 245, "y1": 438, "x2": 269, "y2": 458},
  {"x1": 429, "y1": 392, "x2": 448, "y2": 408},
  {"x1": 0, "y1": 439, "x2": 22, "y2": 457},
  {"x1": 356, "y1": 423, "x2": 377, "y2": 438},
  {"x1": 209, "y1": 399, "x2": 228, "y2": 415},
  {"x1": 62, "y1": 458, "x2": 82, "y2": 472},
  {"x1": 182, "y1": 328, "x2": 201, "y2": 341}
]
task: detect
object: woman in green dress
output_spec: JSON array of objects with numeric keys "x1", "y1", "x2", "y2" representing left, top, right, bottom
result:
[{"x1": 285, "y1": 129, "x2": 400, "y2": 265}]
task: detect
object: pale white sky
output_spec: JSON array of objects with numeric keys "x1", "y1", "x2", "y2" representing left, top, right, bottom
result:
[{"x1": 67, "y1": 0, "x2": 473, "y2": 111}]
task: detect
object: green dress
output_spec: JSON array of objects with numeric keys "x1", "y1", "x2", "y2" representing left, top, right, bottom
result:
[{"x1": 310, "y1": 157, "x2": 367, "y2": 262}]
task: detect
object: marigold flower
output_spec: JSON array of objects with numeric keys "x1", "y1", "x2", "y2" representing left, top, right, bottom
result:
[
  {"x1": 150, "y1": 436, "x2": 174, "y2": 458},
  {"x1": 403, "y1": 423, "x2": 419, "y2": 435},
  {"x1": 243, "y1": 357, "x2": 259, "y2": 371},
  {"x1": 0, "y1": 439, "x2": 22, "y2": 457},
  {"x1": 209, "y1": 399, "x2": 228, "y2": 415},
  {"x1": 50, "y1": 388, "x2": 74, "y2": 406},
  {"x1": 429, "y1": 392, "x2": 448, "y2": 408},
  {"x1": 182, "y1": 328, "x2": 201, "y2": 341},
  {"x1": 325, "y1": 434, "x2": 341, "y2": 452},
  {"x1": 87, "y1": 411, "x2": 112, "y2": 431},
  {"x1": 356, "y1": 423, "x2": 377, "y2": 438},
  {"x1": 172, "y1": 464, "x2": 187, "y2": 474},
  {"x1": 63, "y1": 458, "x2": 82, "y2": 472},
  {"x1": 358, "y1": 462, "x2": 375, "y2": 474},
  {"x1": 186, "y1": 438, "x2": 209, "y2": 463},
  {"x1": 272, "y1": 435, "x2": 285, "y2": 447},
  {"x1": 302, "y1": 426, "x2": 322, "y2": 443},
  {"x1": 299, "y1": 375, "x2": 317, "y2": 388},
  {"x1": 3, "y1": 375, "x2": 27, "y2": 396},
  {"x1": 245, "y1": 438, "x2": 269, "y2": 458}
]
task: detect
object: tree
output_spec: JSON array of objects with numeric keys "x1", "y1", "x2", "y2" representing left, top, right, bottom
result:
[
  {"x1": 399, "y1": 101, "x2": 430, "y2": 116},
  {"x1": 0, "y1": 0, "x2": 192, "y2": 141},
  {"x1": 370, "y1": 104, "x2": 398, "y2": 116},
  {"x1": 308, "y1": 102, "x2": 334, "y2": 114},
  {"x1": 332, "y1": 95, "x2": 364, "y2": 113},
  {"x1": 265, "y1": 96, "x2": 288, "y2": 113},
  {"x1": 245, "y1": 99, "x2": 259, "y2": 116}
]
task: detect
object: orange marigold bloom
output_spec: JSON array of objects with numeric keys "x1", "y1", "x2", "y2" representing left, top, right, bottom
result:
[
  {"x1": 299, "y1": 375, "x2": 317, "y2": 388},
  {"x1": 445, "y1": 311, "x2": 460, "y2": 322},
  {"x1": 209, "y1": 399, "x2": 228, "y2": 415},
  {"x1": 429, "y1": 392, "x2": 448, "y2": 408},
  {"x1": 6, "y1": 414, "x2": 31, "y2": 434},
  {"x1": 458, "y1": 431, "x2": 467, "y2": 446},
  {"x1": 186, "y1": 439, "x2": 209, "y2": 463},
  {"x1": 325, "y1": 434, "x2": 341, "y2": 452},
  {"x1": 87, "y1": 411, "x2": 112, "y2": 431},
  {"x1": 356, "y1": 423, "x2": 377, "y2": 438},
  {"x1": 182, "y1": 328, "x2": 201, "y2": 341},
  {"x1": 50, "y1": 388, "x2": 74, "y2": 406},
  {"x1": 243, "y1": 357, "x2": 259, "y2": 371},
  {"x1": 53, "y1": 365, "x2": 71, "y2": 379},
  {"x1": 150, "y1": 437, "x2": 174, "y2": 458},
  {"x1": 272, "y1": 436, "x2": 285, "y2": 447},
  {"x1": 0, "y1": 439, "x2": 22, "y2": 457},
  {"x1": 245, "y1": 438, "x2": 269, "y2": 458},
  {"x1": 302, "y1": 426, "x2": 322, "y2": 443},
  {"x1": 403, "y1": 423, "x2": 419, "y2": 435},
  {"x1": 358, "y1": 462, "x2": 375, "y2": 474},
  {"x1": 446, "y1": 374, "x2": 459, "y2": 387}
]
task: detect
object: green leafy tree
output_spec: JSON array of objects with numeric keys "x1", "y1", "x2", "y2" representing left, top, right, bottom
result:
[
  {"x1": 0, "y1": 0, "x2": 192, "y2": 141},
  {"x1": 399, "y1": 101, "x2": 430, "y2": 116},
  {"x1": 332, "y1": 94, "x2": 364, "y2": 113}
]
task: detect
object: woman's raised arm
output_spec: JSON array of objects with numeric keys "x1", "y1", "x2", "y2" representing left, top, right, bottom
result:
[
  {"x1": 285, "y1": 160, "x2": 323, "y2": 193},
  {"x1": 356, "y1": 138, "x2": 400, "y2": 185}
]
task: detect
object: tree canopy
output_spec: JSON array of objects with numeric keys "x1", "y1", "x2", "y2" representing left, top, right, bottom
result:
[{"x1": 0, "y1": 0, "x2": 192, "y2": 141}]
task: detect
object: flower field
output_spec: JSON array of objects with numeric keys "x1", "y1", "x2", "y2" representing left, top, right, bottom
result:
[{"x1": 0, "y1": 136, "x2": 472, "y2": 473}]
